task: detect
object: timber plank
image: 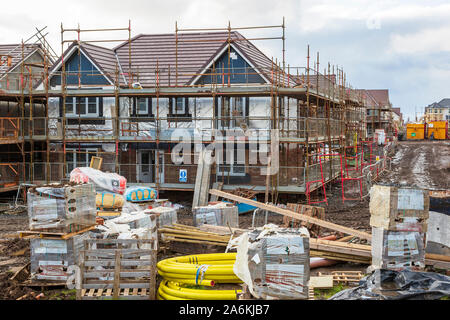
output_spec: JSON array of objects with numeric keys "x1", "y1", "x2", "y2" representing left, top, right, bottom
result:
[{"x1": 209, "y1": 189, "x2": 372, "y2": 240}]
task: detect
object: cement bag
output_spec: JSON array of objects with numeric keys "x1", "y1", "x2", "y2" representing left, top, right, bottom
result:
[
  {"x1": 125, "y1": 186, "x2": 157, "y2": 202},
  {"x1": 96, "y1": 192, "x2": 124, "y2": 209},
  {"x1": 70, "y1": 167, "x2": 127, "y2": 194}
]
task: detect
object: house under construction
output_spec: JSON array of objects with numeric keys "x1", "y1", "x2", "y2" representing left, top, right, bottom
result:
[{"x1": 0, "y1": 21, "x2": 394, "y2": 202}]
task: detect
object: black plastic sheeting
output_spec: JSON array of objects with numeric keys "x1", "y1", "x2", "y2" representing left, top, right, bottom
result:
[{"x1": 330, "y1": 269, "x2": 450, "y2": 300}]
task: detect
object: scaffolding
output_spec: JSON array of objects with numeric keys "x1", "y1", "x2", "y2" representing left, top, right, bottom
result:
[{"x1": 0, "y1": 19, "x2": 379, "y2": 205}]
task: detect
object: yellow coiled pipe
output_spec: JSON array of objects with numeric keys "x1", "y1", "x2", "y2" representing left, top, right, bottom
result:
[{"x1": 157, "y1": 253, "x2": 242, "y2": 300}]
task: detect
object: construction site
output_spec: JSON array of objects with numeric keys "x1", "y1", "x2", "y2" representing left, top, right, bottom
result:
[{"x1": 0, "y1": 18, "x2": 448, "y2": 303}]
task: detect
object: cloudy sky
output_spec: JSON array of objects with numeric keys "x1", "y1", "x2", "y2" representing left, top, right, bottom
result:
[{"x1": 1, "y1": 0, "x2": 449, "y2": 121}]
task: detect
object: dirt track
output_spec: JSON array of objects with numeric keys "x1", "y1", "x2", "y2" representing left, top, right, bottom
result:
[{"x1": 380, "y1": 140, "x2": 450, "y2": 190}]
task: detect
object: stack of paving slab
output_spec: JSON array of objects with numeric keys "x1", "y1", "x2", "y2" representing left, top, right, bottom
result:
[
  {"x1": 192, "y1": 202, "x2": 238, "y2": 228},
  {"x1": 369, "y1": 185, "x2": 429, "y2": 271},
  {"x1": 236, "y1": 226, "x2": 310, "y2": 300},
  {"x1": 27, "y1": 183, "x2": 97, "y2": 281}
]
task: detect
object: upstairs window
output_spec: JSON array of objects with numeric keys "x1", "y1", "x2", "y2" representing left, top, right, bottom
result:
[
  {"x1": 132, "y1": 97, "x2": 154, "y2": 118},
  {"x1": 65, "y1": 97, "x2": 100, "y2": 117},
  {"x1": 168, "y1": 97, "x2": 192, "y2": 121}
]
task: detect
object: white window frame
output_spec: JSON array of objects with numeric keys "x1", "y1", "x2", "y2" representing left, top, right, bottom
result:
[
  {"x1": 65, "y1": 97, "x2": 100, "y2": 117},
  {"x1": 136, "y1": 97, "x2": 150, "y2": 115},
  {"x1": 65, "y1": 147, "x2": 98, "y2": 175},
  {"x1": 218, "y1": 97, "x2": 247, "y2": 129},
  {"x1": 216, "y1": 145, "x2": 246, "y2": 177},
  {"x1": 173, "y1": 97, "x2": 188, "y2": 115}
]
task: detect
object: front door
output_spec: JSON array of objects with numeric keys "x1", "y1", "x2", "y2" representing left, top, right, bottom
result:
[
  {"x1": 139, "y1": 150, "x2": 154, "y2": 183},
  {"x1": 138, "y1": 150, "x2": 164, "y2": 184}
]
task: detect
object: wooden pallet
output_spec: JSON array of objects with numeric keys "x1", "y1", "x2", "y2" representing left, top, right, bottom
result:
[
  {"x1": 331, "y1": 271, "x2": 364, "y2": 285},
  {"x1": 77, "y1": 239, "x2": 157, "y2": 300},
  {"x1": 80, "y1": 288, "x2": 150, "y2": 300},
  {"x1": 308, "y1": 287, "x2": 315, "y2": 300},
  {"x1": 18, "y1": 225, "x2": 96, "y2": 239}
]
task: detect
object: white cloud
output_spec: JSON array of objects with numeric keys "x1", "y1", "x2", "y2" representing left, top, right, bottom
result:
[
  {"x1": 295, "y1": 1, "x2": 450, "y2": 33},
  {"x1": 390, "y1": 26, "x2": 450, "y2": 54}
]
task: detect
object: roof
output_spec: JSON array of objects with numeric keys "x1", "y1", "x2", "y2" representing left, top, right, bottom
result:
[
  {"x1": 0, "y1": 43, "x2": 43, "y2": 78},
  {"x1": 357, "y1": 89, "x2": 390, "y2": 107},
  {"x1": 49, "y1": 42, "x2": 121, "y2": 85},
  {"x1": 44, "y1": 31, "x2": 295, "y2": 88},
  {"x1": 365, "y1": 89, "x2": 390, "y2": 106},
  {"x1": 114, "y1": 31, "x2": 286, "y2": 87},
  {"x1": 426, "y1": 98, "x2": 450, "y2": 109},
  {"x1": 392, "y1": 107, "x2": 402, "y2": 117},
  {"x1": 438, "y1": 98, "x2": 450, "y2": 108}
]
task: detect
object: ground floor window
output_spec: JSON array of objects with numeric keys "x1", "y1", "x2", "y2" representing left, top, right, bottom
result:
[
  {"x1": 66, "y1": 147, "x2": 98, "y2": 175},
  {"x1": 216, "y1": 145, "x2": 246, "y2": 176}
]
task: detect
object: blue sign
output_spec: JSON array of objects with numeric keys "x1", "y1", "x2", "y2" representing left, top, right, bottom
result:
[{"x1": 179, "y1": 169, "x2": 187, "y2": 183}]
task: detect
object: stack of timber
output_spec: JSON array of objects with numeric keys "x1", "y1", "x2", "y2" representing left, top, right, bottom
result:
[
  {"x1": 159, "y1": 224, "x2": 233, "y2": 247},
  {"x1": 309, "y1": 238, "x2": 372, "y2": 264}
]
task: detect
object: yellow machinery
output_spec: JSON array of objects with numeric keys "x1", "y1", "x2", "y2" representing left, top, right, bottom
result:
[
  {"x1": 157, "y1": 253, "x2": 242, "y2": 300},
  {"x1": 427, "y1": 121, "x2": 448, "y2": 140},
  {"x1": 406, "y1": 123, "x2": 425, "y2": 140}
]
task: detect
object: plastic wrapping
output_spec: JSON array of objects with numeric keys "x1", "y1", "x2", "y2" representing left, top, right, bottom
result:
[
  {"x1": 371, "y1": 226, "x2": 426, "y2": 271},
  {"x1": 370, "y1": 185, "x2": 429, "y2": 232},
  {"x1": 95, "y1": 213, "x2": 158, "y2": 249},
  {"x1": 70, "y1": 167, "x2": 127, "y2": 194},
  {"x1": 330, "y1": 269, "x2": 450, "y2": 300},
  {"x1": 30, "y1": 232, "x2": 90, "y2": 281},
  {"x1": 125, "y1": 186, "x2": 157, "y2": 202},
  {"x1": 109, "y1": 211, "x2": 157, "y2": 230},
  {"x1": 234, "y1": 225, "x2": 310, "y2": 300},
  {"x1": 192, "y1": 202, "x2": 238, "y2": 228},
  {"x1": 27, "y1": 183, "x2": 96, "y2": 233},
  {"x1": 145, "y1": 206, "x2": 178, "y2": 227}
]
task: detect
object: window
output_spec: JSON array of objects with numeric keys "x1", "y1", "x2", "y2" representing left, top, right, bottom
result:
[
  {"x1": 65, "y1": 97, "x2": 74, "y2": 114},
  {"x1": 217, "y1": 145, "x2": 246, "y2": 176},
  {"x1": 219, "y1": 97, "x2": 248, "y2": 129},
  {"x1": 65, "y1": 97, "x2": 100, "y2": 117},
  {"x1": 66, "y1": 148, "x2": 97, "y2": 175},
  {"x1": 175, "y1": 98, "x2": 185, "y2": 114},
  {"x1": 171, "y1": 97, "x2": 188, "y2": 115},
  {"x1": 131, "y1": 97, "x2": 154, "y2": 118},
  {"x1": 137, "y1": 98, "x2": 148, "y2": 115},
  {"x1": 169, "y1": 97, "x2": 192, "y2": 121}
]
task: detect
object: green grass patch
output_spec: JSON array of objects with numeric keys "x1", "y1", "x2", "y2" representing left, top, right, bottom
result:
[{"x1": 314, "y1": 284, "x2": 348, "y2": 300}]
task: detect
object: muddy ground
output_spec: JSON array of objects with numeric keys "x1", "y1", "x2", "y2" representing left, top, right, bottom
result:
[
  {"x1": 378, "y1": 140, "x2": 450, "y2": 190},
  {"x1": 0, "y1": 140, "x2": 448, "y2": 299}
]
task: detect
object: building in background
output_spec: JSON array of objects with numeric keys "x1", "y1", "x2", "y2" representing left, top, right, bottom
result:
[
  {"x1": 424, "y1": 99, "x2": 450, "y2": 122},
  {"x1": 360, "y1": 89, "x2": 394, "y2": 138}
]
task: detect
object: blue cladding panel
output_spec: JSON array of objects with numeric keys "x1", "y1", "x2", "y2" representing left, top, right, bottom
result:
[
  {"x1": 50, "y1": 50, "x2": 110, "y2": 86},
  {"x1": 197, "y1": 47, "x2": 265, "y2": 85}
]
